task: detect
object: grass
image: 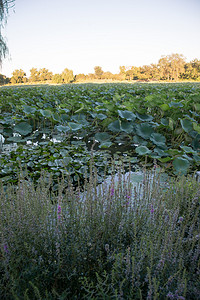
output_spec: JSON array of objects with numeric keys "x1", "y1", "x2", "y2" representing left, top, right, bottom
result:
[{"x1": 0, "y1": 162, "x2": 199, "y2": 299}]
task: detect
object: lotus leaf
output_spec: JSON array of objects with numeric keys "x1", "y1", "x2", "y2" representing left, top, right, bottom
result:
[
  {"x1": 135, "y1": 145, "x2": 152, "y2": 155},
  {"x1": 120, "y1": 121, "x2": 134, "y2": 133},
  {"x1": 56, "y1": 125, "x2": 69, "y2": 132},
  {"x1": 180, "y1": 145, "x2": 196, "y2": 154},
  {"x1": 14, "y1": 122, "x2": 32, "y2": 136},
  {"x1": 71, "y1": 114, "x2": 89, "y2": 126},
  {"x1": 23, "y1": 105, "x2": 37, "y2": 114},
  {"x1": 173, "y1": 157, "x2": 190, "y2": 175},
  {"x1": 136, "y1": 112, "x2": 153, "y2": 122},
  {"x1": 40, "y1": 109, "x2": 52, "y2": 118},
  {"x1": 118, "y1": 110, "x2": 136, "y2": 121},
  {"x1": 95, "y1": 132, "x2": 111, "y2": 142},
  {"x1": 150, "y1": 133, "x2": 166, "y2": 146},
  {"x1": 68, "y1": 122, "x2": 83, "y2": 131},
  {"x1": 132, "y1": 135, "x2": 148, "y2": 146},
  {"x1": 161, "y1": 118, "x2": 169, "y2": 126},
  {"x1": 99, "y1": 141, "x2": 113, "y2": 148},
  {"x1": 193, "y1": 122, "x2": 200, "y2": 134},
  {"x1": 160, "y1": 104, "x2": 170, "y2": 111},
  {"x1": 169, "y1": 102, "x2": 184, "y2": 108},
  {"x1": 136, "y1": 123, "x2": 154, "y2": 140},
  {"x1": 108, "y1": 120, "x2": 121, "y2": 132},
  {"x1": 180, "y1": 119, "x2": 193, "y2": 133},
  {"x1": 52, "y1": 113, "x2": 60, "y2": 122}
]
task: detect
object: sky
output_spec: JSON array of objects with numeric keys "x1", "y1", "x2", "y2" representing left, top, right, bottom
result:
[{"x1": 1, "y1": 0, "x2": 200, "y2": 77}]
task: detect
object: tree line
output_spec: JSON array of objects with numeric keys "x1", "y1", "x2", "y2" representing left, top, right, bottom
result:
[{"x1": 0, "y1": 53, "x2": 200, "y2": 85}]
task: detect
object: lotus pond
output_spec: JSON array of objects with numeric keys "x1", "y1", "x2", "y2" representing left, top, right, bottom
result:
[{"x1": 0, "y1": 82, "x2": 200, "y2": 188}]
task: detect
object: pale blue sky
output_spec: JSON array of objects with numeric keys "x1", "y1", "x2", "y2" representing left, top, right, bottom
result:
[{"x1": 1, "y1": 0, "x2": 200, "y2": 77}]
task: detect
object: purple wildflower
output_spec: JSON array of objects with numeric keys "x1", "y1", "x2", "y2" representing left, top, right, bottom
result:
[
  {"x1": 110, "y1": 188, "x2": 114, "y2": 196},
  {"x1": 3, "y1": 243, "x2": 9, "y2": 254},
  {"x1": 57, "y1": 205, "x2": 61, "y2": 219},
  {"x1": 150, "y1": 205, "x2": 155, "y2": 214},
  {"x1": 178, "y1": 216, "x2": 183, "y2": 223},
  {"x1": 167, "y1": 292, "x2": 174, "y2": 298}
]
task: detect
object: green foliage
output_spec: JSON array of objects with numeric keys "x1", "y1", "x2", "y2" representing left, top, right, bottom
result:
[
  {"x1": 61, "y1": 68, "x2": 74, "y2": 83},
  {"x1": 0, "y1": 82, "x2": 199, "y2": 187},
  {"x1": 11, "y1": 69, "x2": 28, "y2": 84},
  {"x1": 0, "y1": 165, "x2": 199, "y2": 299}
]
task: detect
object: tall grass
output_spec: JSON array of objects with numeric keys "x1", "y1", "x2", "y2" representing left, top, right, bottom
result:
[{"x1": 0, "y1": 163, "x2": 199, "y2": 299}]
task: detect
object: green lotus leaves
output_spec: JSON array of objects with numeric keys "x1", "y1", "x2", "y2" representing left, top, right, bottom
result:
[
  {"x1": 193, "y1": 122, "x2": 200, "y2": 134},
  {"x1": 136, "y1": 112, "x2": 153, "y2": 122},
  {"x1": 7, "y1": 136, "x2": 23, "y2": 142},
  {"x1": 68, "y1": 122, "x2": 83, "y2": 131},
  {"x1": 136, "y1": 123, "x2": 154, "y2": 139},
  {"x1": 160, "y1": 104, "x2": 170, "y2": 111},
  {"x1": 173, "y1": 157, "x2": 190, "y2": 175},
  {"x1": 108, "y1": 120, "x2": 121, "y2": 132},
  {"x1": 52, "y1": 113, "x2": 60, "y2": 122},
  {"x1": 56, "y1": 125, "x2": 69, "y2": 132},
  {"x1": 14, "y1": 122, "x2": 32, "y2": 136},
  {"x1": 61, "y1": 114, "x2": 69, "y2": 122},
  {"x1": 154, "y1": 147, "x2": 168, "y2": 157},
  {"x1": 169, "y1": 102, "x2": 183, "y2": 108},
  {"x1": 150, "y1": 133, "x2": 166, "y2": 146},
  {"x1": 180, "y1": 119, "x2": 193, "y2": 133},
  {"x1": 23, "y1": 105, "x2": 37, "y2": 114},
  {"x1": 40, "y1": 109, "x2": 52, "y2": 118},
  {"x1": 180, "y1": 145, "x2": 196, "y2": 154},
  {"x1": 194, "y1": 103, "x2": 200, "y2": 111},
  {"x1": 120, "y1": 121, "x2": 134, "y2": 133},
  {"x1": 0, "y1": 83, "x2": 200, "y2": 186},
  {"x1": 95, "y1": 132, "x2": 112, "y2": 148},
  {"x1": 135, "y1": 145, "x2": 152, "y2": 155},
  {"x1": 132, "y1": 135, "x2": 148, "y2": 146},
  {"x1": 3, "y1": 128, "x2": 13, "y2": 137},
  {"x1": 71, "y1": 114, "x2": 89, "y2": 126},
  {"x1": 95, "y1": 132, "x2": 111, "y2": 143},
  {"x1": 90, "y1": 113, "x2": 107, "y2": 120},
  {"x1": 118, "y1": 110, "x2": 136, "y2": 121},
  {"x1": 99, "y1": 141, "x2": 113, "y2": 148},
  {"x1": 161, "y1": 118, "x2": 169, "y2": 126},
  {"x1": 62, "y1": 157, "x2": 72, "y2": 165}
]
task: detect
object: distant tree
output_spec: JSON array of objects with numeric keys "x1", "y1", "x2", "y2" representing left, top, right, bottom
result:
[
  {"x1": 125, "y1": 66, "x2": 140, "y2": 80},
  {"x1": 11, "y1": 69, "x2": 27, "y2": 84},
  {"x1": 0, "y1": 0, "x2": 15, "y2": 65},
  {"x1": 190, "y1": 59, "x2": 200, "y2": 80},
  {"x1": 38, "y1": 68, "x2": 53, "y2": 81},
  {"x1": 158, "y1": 53, "x2": 185, "y2": 81},
  {"x1": 52, "y1": 74, "x2": 63, "y2": 84},
  {"x1": 119, "y1": 66, "x2": 126, "y2": 80},
  {"x1": 101, "y1": 71, "x2": 113, "y2": 80},
  {"x1": 0, "y1": 73, "x2": 9, "y2": 84},
  {"x1": 29, "y1": 68, "x2": 40, "y2": 82},
  {"x1": 75, "y1": 73, "x2": 87, "y2": 82},
  {"x1": 169, "y1": 53, "x2": 185, "y2": 80},
  {"x1": 158, "y1": 56, "x2": 171, "y2": 80},
  {"x1": 61, "y1": 68, "x2": 74, "y2": 83},
  {"x1": 86, "y1": 73, "x2": 96, "y2": 81},
  {"x1": 94, "y1": 66, "x2": 103, "y2": 79}
]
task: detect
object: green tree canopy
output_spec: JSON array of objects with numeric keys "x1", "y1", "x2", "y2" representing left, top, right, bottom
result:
[
  {"x1": 61, "y1": 68, "x2": 74, "y2": 83},
  {"x1": 94, "y1": 66, "x2": 103, "y2": 79},
  {"x1": 11, "y1": 69, "x2": 27, "y2": 84},
  {"x1": 52, "y1": 73, "x2": 63, "y2": 84},
  {"x1": 29, "y1": 68, "x2": 40, "y2": 82},
  {"x1": 38, "y1": 68, "x2": 53, "y2": 81},
  {"x1": 0, "y1": 0, "x2": 15, "y2": 65}
]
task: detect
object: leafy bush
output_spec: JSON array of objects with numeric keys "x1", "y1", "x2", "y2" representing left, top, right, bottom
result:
[{"x1": 0, "y1": 162, "x2": 199, "y2": 299}]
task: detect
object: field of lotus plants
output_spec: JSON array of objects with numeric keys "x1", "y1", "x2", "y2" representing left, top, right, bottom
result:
[{"x1": 0, "y1": 82, "x2": 200, "y2": 187}]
